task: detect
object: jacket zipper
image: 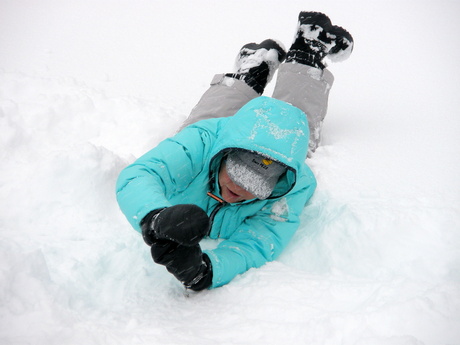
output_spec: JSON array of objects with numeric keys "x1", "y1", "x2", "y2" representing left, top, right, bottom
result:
[{"x1": 206, "y1": 192, "x2": 226, "y2": 236}]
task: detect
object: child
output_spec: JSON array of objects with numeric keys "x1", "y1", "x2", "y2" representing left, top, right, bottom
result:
[{"x1": 116, "y1": 12, "x2": 353, "y2": 291}]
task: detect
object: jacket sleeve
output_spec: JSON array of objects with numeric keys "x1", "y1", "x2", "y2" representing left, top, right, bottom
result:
[
  {"x1": 204, "y1": 179, "x2": 316, "y2": 288},
  {"x1": 115, "y1": 125, "x2": 215, "y2": 232}
]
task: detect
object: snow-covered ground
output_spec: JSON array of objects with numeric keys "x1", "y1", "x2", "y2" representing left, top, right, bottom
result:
[{"x1": 1, "y1": 0, "x2": 459, "y2": 344}]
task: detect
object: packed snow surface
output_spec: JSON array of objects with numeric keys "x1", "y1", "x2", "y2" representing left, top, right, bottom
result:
[{"x1": 1, "y1": 1, "x2": 459, "y2": 344}]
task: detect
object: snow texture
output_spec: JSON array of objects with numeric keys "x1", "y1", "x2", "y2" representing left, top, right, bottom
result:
[
  {"x1": 270, "y1": 198, "x2": 289, "y2": 222},
  {"x1": 1, "y1": 1, "x2": 460, "y2": 344}
]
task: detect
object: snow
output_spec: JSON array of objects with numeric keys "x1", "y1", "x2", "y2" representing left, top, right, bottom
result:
[{"x1": 1, "y1": 0, "x2": 460, "y2": 344}]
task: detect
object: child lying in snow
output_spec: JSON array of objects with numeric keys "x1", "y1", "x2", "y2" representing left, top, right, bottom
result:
[{"x1": 116, "y1": 11, "x2": 353, "y2": 291}]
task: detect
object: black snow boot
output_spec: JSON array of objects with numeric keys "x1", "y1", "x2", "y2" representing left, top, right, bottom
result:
[
  {"x1": 286, "y1": 11, "x2": 354, "y2": 69},
  {"x1": 226, "y1": 39, "x2": 286, "y2": 94}
]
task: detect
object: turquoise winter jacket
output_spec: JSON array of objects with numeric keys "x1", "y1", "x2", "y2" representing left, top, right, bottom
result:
[{"x1": 116, "y1": 96, "x2": 317, "y2": 288}]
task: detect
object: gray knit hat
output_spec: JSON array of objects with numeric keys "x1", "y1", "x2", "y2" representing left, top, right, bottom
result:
[{"x1": 226, "y1": 151, "x2": 286, "y2": 200}]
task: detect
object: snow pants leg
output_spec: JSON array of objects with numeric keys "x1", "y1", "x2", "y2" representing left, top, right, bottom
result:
[
  {"x1": 179, "y1": 64, "x2": 334, "y2": 155},
  {"x1": 178, "y1": 74, "x2": 259, "y2": 132},
  {"x1": 272, "y1": 64, "x2": 334, "y2": 153}
]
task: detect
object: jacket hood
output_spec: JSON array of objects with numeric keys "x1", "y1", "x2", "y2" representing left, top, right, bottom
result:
[{"x1": 209, "y1": 96, "x2": 310, "y2": 199}]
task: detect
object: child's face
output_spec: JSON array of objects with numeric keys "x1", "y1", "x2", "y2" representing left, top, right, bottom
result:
[{"x1": 218, "y1": 163, "x2": 256, "y2": 203}]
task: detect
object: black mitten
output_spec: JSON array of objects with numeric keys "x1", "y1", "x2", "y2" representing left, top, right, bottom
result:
[
  {"x1": 149, "y1": 238, "x2": 180, "y2": 265},
  {"x1": 141, "y1": 204, "x2": 210, "y2": 246},
  {"x1": 151, "y1": 241, "x2": 213, "y2": 291},
  {"x1": 141, "y1": 208, "x2": 165, "y2": 246}
]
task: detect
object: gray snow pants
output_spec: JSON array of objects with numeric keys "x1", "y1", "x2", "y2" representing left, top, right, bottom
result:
[{"x1": 178, "y1": 63, "x2": 335, "y2": 155}]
